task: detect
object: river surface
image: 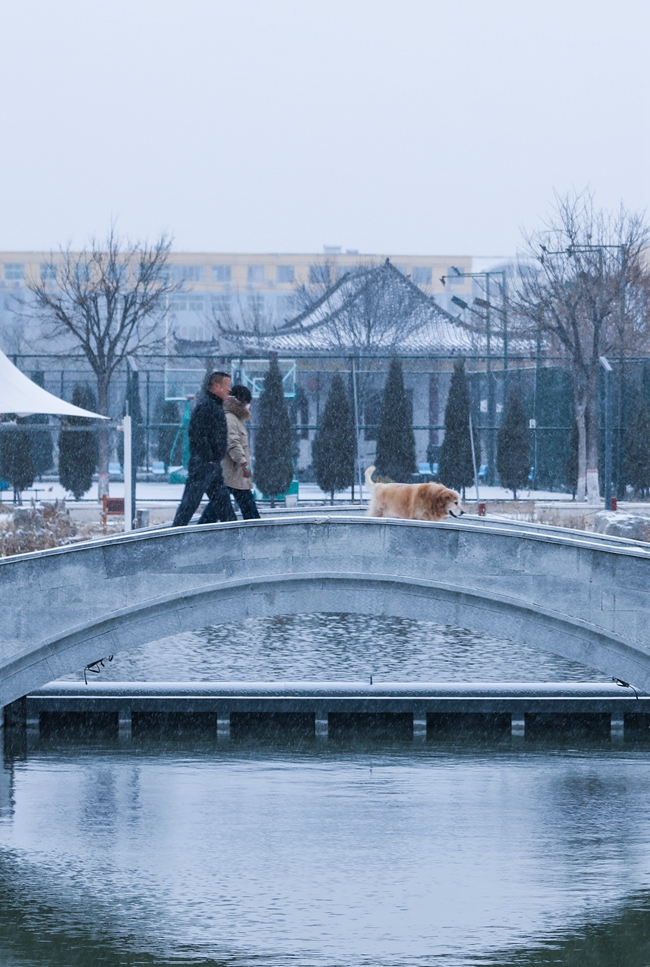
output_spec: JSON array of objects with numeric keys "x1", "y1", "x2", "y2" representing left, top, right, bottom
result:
[
  {"x1": 61, "y1": 613, "x2": 609, "y2": 684},
  {"x1": 3, "y1": 614, "x2": 649, "y2": 967}
]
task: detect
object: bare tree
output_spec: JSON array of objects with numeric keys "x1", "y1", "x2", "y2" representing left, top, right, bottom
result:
[
  {"x1": 509, "y1": 191, "x2": 650, "y2": 502},
  {"x1": 206, "y1": 289, "x2": 290, "y2": 351},
  {"x1": 26, "y1": 229, "x2": 179, "y2": 496},
  {"x1": 288, "y1": 261, "x2": 434, "y2": 354}
]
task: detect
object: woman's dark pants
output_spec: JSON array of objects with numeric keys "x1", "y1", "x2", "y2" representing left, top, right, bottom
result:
[{"x1": 228, "y1": 487, "x2": 261, "y2": 519}]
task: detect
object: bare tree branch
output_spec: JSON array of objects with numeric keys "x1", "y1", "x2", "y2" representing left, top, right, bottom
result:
[
  {"x1": 508, "y1": 190, "x2": 650, "y2": 501},
  {"x1": 25, "y1": 227, "x2": 180, "y2": 495}
]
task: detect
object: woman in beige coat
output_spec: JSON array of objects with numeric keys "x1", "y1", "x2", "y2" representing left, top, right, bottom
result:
[{"x1": 222, "y1": 384, "x2": 260, "y2": 519}]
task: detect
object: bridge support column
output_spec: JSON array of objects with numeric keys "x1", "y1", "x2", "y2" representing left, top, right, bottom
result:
[
  {"x1": 26, "y1": 712, "x2": 40, "y2": 742},
  {"x1": 315, "y1": 714, "x2": 328, "y2": 740},
  {"x1": 511, "y1": 714, "x2": 525, "y2": 739},
  {"x1": 611, "y1": 714, "x2": 625, "y2": 742},
  {"x1": 217, "y1": 715, "x2": 230, "y2": 740},
  {"x1": 118, "y1": 708, "x2": 132, "y2": 743},
  {"x1": 413, "y1": 716, "x2": 427, "y2": 741}
]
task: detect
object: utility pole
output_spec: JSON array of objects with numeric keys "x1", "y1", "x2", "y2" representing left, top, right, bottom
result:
[
  {"x1": 600, "y1": 356, "x2": 613, "y2": 511},
  {"x1": 351, "y1": 356, "x2": 364, "y2": 500},
  {"x1": 125, "y1": 358, "x2": 137, "y2": 528},
  {"x1": 442, "y1": 267, "x2": 507, "y2": 486}
]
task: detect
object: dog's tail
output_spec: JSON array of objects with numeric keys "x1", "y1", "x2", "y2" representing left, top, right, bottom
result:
[{"x1": 364, "y1": 466, "x2": 376, "y2": 491}]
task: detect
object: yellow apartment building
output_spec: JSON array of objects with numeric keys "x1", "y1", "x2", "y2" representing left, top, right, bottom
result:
[{"x1": 0, "y1": 249, "x2": 474, "y2": 347}]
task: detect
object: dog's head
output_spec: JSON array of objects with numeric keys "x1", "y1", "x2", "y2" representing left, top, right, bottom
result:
[{"x1": 428, "y1": 485, "x2": 464, "y2": 521}]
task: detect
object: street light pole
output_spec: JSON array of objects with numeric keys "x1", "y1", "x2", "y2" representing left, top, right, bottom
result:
[
  {"x1": 442, "y1": 268, "x2": 507, "y2": 486},
  {"x1": 600, "y1": 356, "x2": 613, "y2": 511},
  {"x1": 126, "y1": 358, "x2": 137, "y2": 527},
  {"x1": 123, "y1": 413, "x2": 132, "y2": 533}
]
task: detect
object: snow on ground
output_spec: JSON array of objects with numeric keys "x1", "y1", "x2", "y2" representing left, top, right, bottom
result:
[{"x1": 8, "y1": 479, "x2": 574, "y2": 506}]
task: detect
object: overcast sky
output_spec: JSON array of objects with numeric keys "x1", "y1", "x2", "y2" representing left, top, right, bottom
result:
[{"x1": 0, "y1": 0, "x2": 647, "y2": 257}]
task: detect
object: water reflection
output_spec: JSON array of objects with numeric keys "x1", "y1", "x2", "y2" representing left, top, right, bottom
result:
[
  {"x1": 1, "y1": 614, "x2": 636, "y2": 965},
  {"x1": 2, "y1": 747, "x2": 650, "y2": 966}
]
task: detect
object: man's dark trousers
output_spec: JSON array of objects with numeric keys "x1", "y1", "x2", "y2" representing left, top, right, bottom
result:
[{"x1": 172, "y1": 458, "x2": 236, "y2": 526}]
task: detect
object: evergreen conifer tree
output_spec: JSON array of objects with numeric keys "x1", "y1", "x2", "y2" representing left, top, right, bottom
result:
[
  {"x1": 254, "y1": 354, "x2": 294, "y2": 506},
  {"x1": 534, "y1": 368, "x2": 572, "y2": 491},
  {"x1": 58, "y1": 384, "x2": 99, "y2": 500},
  {"x1": 375, "y1": 356, "x2": 416, "y2": 482},
  {"x1": 157, "y1": 399, "x2": 181, "y2": 469},
  {"x1": 0, "y1": 418, "x2": 35, "y2": 503},
  {"x1": 28, "y1": 373, "x2": 54, "y2": 478},
  {"x1": 496, "y1": 387, "x2": 530, "y2": 499},
  {"x1": 439, "y1": 357, "x2": 478, "y2": 496},
  {"x1": 642, "y1": 360, "x2": 650, "y2": 412},
  {"x1": 625, "y1": 398, "x2": 650, "y2": 497},
  {"x1": 118, "y1": 372, "x2": 146, "y2": 469},
  {"x1": 312, "y1": 373, "x2": 356, "y2": 503}
]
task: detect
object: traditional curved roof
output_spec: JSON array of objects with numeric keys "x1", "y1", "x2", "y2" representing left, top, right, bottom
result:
[{"x1": 222, "y1": 260, "x2": 490, "y2": 356}]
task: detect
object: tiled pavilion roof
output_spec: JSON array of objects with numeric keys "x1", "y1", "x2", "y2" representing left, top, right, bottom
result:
[{"x1": 223, "y1": 260, "x2": 496, "y2": 357}]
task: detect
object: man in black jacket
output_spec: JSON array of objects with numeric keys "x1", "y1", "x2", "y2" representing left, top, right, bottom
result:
[{"x1": 172, "y1": 371, "x2": 237, "y2": 526}]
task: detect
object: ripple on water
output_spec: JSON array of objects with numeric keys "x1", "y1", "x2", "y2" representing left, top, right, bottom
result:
[{"x1": 60, "y1": 613, "x2": 607, "y2": 684}]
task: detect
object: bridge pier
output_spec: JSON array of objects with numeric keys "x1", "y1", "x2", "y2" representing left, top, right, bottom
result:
[
  {"x1": 511, "y1": 715, "x2": 526, "y2": 739},
  {"x1": 413, "y1": 716, "x2": 427, "y2": 741},
  {"x1": 26, "y1": 712, "x2": 40, "y2": 744},
  {"x1": 118, "y1": 708, "x2": 132, "y2": 743},
  {"x1": 217, "y1": 715, "x2": 231, "y2": 740},
  {"x1": 611, "y1": 713, "x2": 625, "y2": 742},
  {"x1": 315, "y1": 714, "x2": 328, "y2": 739}
]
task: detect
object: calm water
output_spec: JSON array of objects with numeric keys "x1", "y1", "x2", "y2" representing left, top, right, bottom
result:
[{"x1": 3, "y1": 614, "x2": 647, "y2": 967}]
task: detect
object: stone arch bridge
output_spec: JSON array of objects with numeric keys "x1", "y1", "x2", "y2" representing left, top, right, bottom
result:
[{"x1": 2, "y1": 515, "x2": 650, "y2": 709}]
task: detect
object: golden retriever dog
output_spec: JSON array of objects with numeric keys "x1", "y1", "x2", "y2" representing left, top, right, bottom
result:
[{"x1": 365, "y1": 466, "x2": 464, "y2": 522}]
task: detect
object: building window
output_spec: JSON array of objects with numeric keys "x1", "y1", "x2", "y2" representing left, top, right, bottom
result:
[
  {"x1": 211, "y1": 294, "x2": 231, "y2": 312},
  {"x1": 247, "y1": 265, "x2": 265, "y2": 284},
  {"x1": 212, "y1": 265, "x2": 231, "y2": 283},
  {"x1": 178, "y1": 324, "x2": 209, "y2": 342},
  {"x1": 40, "y1": 264, "x2": 57, "y2": 282},
  {"x1": 446, "y1": 268, "x2": 465, "y2": 287},
  {"x1": 309, "y1": 264, "x2": 330, "y2": 285},
  {"x1": 412, "y1": 267, "x2": 432, "y2": 286},
  {"x1": 5, "y1": 263, "x2": 24, "y2": 281},
  {"x1": 171, "y1": 297, "x2": 187, "y2": 312},
  {"x1": 170, "y1": 265, "x2": 204, "y2": 283},
  {"x1": 75, "y1": 263, "x2": 91, "y2": 282},
  {"x1": 277, "y1": 265, "x2": 294, "y2": 284},
  {"x1": 277, "y1": 293, "x2": 296, "y2": 318},
  {"x1": 189, "y1": 297, "x2": 204, "y2": 311}
]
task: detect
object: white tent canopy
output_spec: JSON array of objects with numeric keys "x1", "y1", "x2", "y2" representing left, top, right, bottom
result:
[{"x1": 0, "y1": 349, "x2": 107, "y2": 419}]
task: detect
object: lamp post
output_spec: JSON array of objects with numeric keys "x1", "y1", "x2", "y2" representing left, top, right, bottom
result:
[
  {"x1": 123, "y1": 413, "x2": 132, "y2": 532},
  {"x1": 443, "y1": 268, "x2": 508, "y2": 486},
  {"x1": 600, "y1": 356, "x2": 613, "y2": 511},
  {"x1": 125, "y1": 358, "x2": 138, "y2": 529}
]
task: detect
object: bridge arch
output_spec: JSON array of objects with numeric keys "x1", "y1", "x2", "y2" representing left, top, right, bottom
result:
[{"x1": 2, "y1": 516, "x2": 650, "y2": 707}]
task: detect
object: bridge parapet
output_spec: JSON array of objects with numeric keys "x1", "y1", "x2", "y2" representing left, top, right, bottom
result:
[{"x1": 2, "y1": 516, "x2": 650, "y2": 709}]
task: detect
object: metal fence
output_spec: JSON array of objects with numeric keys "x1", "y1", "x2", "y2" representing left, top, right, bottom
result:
[{"x1": 2, "y1": 350, "x2": 648, "y2": 508}]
